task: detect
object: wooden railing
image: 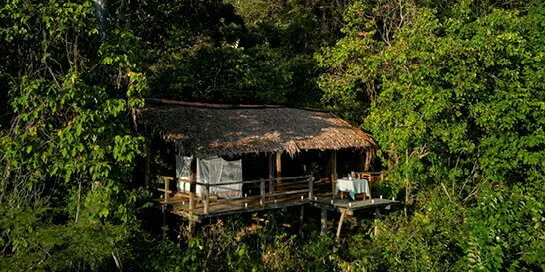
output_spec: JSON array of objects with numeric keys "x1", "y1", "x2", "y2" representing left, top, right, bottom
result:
[{"x1": 156, "y1": 175, "x2": 313, "y2": 215}]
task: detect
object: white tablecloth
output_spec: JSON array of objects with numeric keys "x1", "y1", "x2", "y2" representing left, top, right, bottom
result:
[{"x1": 335, "y1": 178, "x2": 370, "y2": 200}]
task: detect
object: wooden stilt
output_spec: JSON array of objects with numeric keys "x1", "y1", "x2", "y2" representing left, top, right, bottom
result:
[
  {"x1": 268, "y1": 210, "x2": 275, "y2": 226},
  {"x1": 336, "y1": 208, "x2": 347, "y2": 242},
  {"x1": 320, "y1": 207, "x2": 328, "y2": 236},
  {"x1": 374, "y1": 208, "x2": 381, "y2": 238}
]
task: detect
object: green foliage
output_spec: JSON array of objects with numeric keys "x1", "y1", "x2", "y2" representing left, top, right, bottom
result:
[
  {"x1": 319, "y1": 1, "x2": 545, "y2": 270},
  {"x1": 463, "y1": 180, "x2": 545, "y2": 271},
  {"x1": 320, "y1": 0, "x2": 545, "y2": 192},
  {"x1": 2, "y1": 0, "x2": 545, "y2": 270},
  {"x1": 177, "y1": 214, "x2": 339, "y2": 271},
  {"x1": 151, "y1": 43, "x2": 292, "y2": 104},
  {"x1": 0, "y1": 0, "x2": 149, "y2": 270}
]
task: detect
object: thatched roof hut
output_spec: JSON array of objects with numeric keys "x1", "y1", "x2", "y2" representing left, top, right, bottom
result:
[{"x1": 135, "y1": 99, "x2": 376, "y2": 159}]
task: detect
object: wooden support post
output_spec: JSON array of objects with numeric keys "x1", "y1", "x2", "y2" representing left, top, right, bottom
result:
[
  {"x1": 260, "y1": 178, "x2": 266, "y2": 207},
  {"x1": 336, "y1": 208, "x2": 347, "y2": 242},
  {"x1": 189, "y1": 158, "x2": 197, "y2": 213},
  {"x1": 268, "y1": 152, "x2": 274, "y2": 199},
  {"x1": 358, "y1": 149, "x2": 366, "y2": 173},
  {"x1": 320, "y1": 207, "x2": 327, "y2": 236},
  {"x1": 330, "y1": 150, "x2": 337, "y2": 198},
  {"x1": 308, "y1": 176, "x2": 314, "y2": 200},
  {"x1": 276, "y1": 151, "x2": 282, "y2": 183},
  {"x1": 204, "y1": 183, "x2": 210, "y2": 215},
  {"x1": 374, "y1": 208, "x2": 381, "y2": 238},
  {"x1": 189, "y1": 186, "x2": 196, "y2": 213},
  {"x1": 164, "y1": 177, "x2": 169, "y2": 202}
]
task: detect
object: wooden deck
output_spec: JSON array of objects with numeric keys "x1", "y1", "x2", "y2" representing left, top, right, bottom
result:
[
  {"x1": 312, "y1": 197, "x2": 398, "y2": 215},
  {"x1": 167, "y1": 196, "x2": 399, "y2": 221},
  {"x1": 158, "y1": 175, "x2": 315, "y2": 221},
  {"x1": 157, "y1": 175, "x2": 397, "y2": 221},
  {"x1": 155, "y1": 173, "x2": 399, "y2": 241}
]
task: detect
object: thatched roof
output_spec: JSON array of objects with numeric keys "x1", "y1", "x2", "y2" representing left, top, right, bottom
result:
[{"x1": 136, "y1": 99, "x2": 376, "y2": 158}]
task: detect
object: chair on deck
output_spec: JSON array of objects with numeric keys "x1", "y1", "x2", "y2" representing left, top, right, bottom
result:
[{"x1": 350, "y1": 171, "x2": 386, "y2": 199}]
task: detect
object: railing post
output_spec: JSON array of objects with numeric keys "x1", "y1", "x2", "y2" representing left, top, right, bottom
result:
[
  {"x1": 189, "y1": 178, "x2": 196, "y2": 213},
  {"x1": 260, "y1": 178, "x2": 266, "y2": 207},
  {"x1": 164, "y1": 177, "x2": 169, "y2": 202},
  {"x1": 269, "y1": 177, "x2": 274, "y2": 200},
  {"x1": 204, "y1": 183, "x2": 210, "y2": 214},
  {"x1": 308, "y1": 176, "x2": 314, "y2": 200}
]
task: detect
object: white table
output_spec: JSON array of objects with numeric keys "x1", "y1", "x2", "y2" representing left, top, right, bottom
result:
[{"x1": 335, "y1": 178, "x2": 370, "y2": 200}]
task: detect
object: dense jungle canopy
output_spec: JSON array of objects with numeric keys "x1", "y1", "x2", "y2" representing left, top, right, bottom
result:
[{"x1": 1, "y1": 0, "x2": 545, "y2": 271}]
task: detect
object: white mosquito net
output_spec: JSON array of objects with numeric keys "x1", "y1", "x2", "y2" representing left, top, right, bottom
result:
[{"x1": 176, "y1": 155, "x2": 242, "y2": 199}]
